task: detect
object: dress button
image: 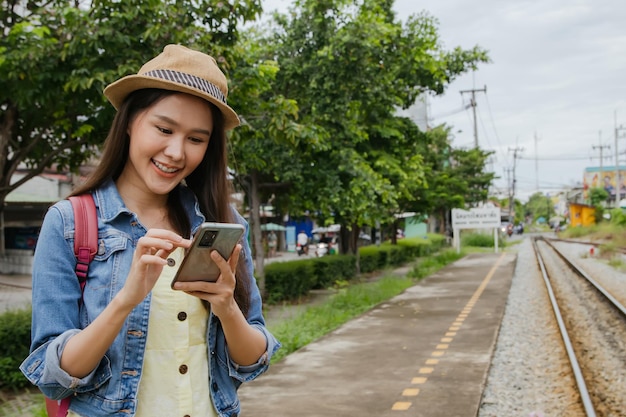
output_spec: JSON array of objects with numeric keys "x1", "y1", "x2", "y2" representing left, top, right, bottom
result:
[
  {"x1": 212, "y1": 382, "x2": 218, "y2": 391},
  {"x1": 177, "y1": 311, "x2": 187, "y2": 321},
  {"x1": 167, "y1": 258, "x2": 176, "y2": 267},
  {"x1": 179, "y1": 364, "x2": 188, "y2": 374}
]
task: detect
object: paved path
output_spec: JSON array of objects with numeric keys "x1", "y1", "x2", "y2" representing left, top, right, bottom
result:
[
  {"x1": 0, "y1": 274, "x2": 31, "y2": 312},
  {"x1": 238, "y1": 252, "x2": 516, "y2": 417}
]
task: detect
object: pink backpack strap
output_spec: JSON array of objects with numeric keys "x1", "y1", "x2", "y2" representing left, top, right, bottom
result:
[
  {"x1": 48, "y1": 195, "x2": 97, "y2": 416},
  {"x1": 45, "y1": 397, "x2": 70, "y2": 417},
  {"x1": 68, "y1": 194, "x2": 98, "y2": 285}
]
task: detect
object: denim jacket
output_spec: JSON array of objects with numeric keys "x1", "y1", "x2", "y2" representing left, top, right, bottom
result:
[{"x1": 20, "y1": 179, "x2": 280, "y2": 417}]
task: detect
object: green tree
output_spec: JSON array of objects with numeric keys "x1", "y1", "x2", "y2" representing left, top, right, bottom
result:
[
  {"x1": 227, "y1": 30, "x2": 324, "y2": 289},
  {"x1": 267, "y1": 0, "x2": 489, "y2": 263},
  {"x1": 408, "y1": 125, "x2": 495, "y2": 234},
  {"x1": 525, "y1": 192, "x2": 553, "y2": 223},
  {"x1": 588, "y1": 187, "x2": 609, "y2": 223},
  {"x1": 0, "y1": 0, "x2": 262, "y2": 252}
]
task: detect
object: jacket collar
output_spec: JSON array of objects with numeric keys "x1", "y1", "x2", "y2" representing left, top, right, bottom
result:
[{"x1": 93, "y1": 179, "x2": 205, "y2": 232}]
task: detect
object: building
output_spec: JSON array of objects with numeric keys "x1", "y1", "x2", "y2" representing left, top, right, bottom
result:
[{"x1": 1, "y1": 170, "x2": 73, "y2": 274}]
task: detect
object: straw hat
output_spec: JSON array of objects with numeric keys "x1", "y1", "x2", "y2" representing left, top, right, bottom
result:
[{"x1": 104, "y1": 44, "x2": 240, "y2": 130}]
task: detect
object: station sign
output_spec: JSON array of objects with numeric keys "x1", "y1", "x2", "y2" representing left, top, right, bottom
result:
[
  {"x1": 451, "y1": 207, "x2": 501, "y2": 229},
  {"x1": 451, "y1": 207, "x2": 501, "y2": 254}
]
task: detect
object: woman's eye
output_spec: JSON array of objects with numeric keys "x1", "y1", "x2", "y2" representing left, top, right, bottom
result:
[
  {"x1": 189, "y1": 137, "x2": 205, "y2": 143},
  {"x1": 157, "y1": 126, "x2": 172, "y2": 134}
]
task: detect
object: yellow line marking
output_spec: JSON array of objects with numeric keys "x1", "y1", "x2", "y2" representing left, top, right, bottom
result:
[
  {"x1": 441, "y1": 337, "x2": 453, "y2": 343},
  {"x1": 392, "y1": 402, "x2": 412, "y2": 410},
  {"x1": 402, "y1": 388, "x2": 420, "y2": 396},
  {"x1": 390, "y1": 253, "x2": 507, "y2": 412}
]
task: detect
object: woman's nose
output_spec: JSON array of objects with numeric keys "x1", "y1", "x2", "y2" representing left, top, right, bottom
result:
[{"x1": 163, "y1": 137, "x2": 184, "y2": 160}]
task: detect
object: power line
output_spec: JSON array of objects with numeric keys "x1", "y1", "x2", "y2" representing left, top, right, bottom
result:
[{"x1": 517, "y1": 155, "x2": 594, "y2": 161}]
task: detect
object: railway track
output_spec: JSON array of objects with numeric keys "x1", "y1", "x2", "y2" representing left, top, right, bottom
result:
[{"x1": 532, "y1": 236, "x2": 626, "y2": 416}]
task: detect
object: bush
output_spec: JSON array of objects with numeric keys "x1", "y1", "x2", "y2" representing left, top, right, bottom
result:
[
  {"x1": 0, "y1": 308, "x2": 31, "y2": 390},
  {"x1": 610, "y1": 208, "x2": 626, "y2": 226},
  {"x1": 263, "y1": 234, "x2": 448, "y2": 304},
  {"x1": 264, "y1": 259, "x2": 316, "y2": 304},
  {"x1": 461, "y1": 232, "x2": 503, "y2": 248}
]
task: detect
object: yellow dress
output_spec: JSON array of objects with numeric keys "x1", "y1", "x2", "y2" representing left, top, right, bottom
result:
[{"x1": 68, "y1": 247, "x2": 217, "y2": 417}]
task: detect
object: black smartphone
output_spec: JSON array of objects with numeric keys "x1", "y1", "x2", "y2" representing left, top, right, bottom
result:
[{"x1": 171, "y1": 222, "x2": 245, "y2": 287}]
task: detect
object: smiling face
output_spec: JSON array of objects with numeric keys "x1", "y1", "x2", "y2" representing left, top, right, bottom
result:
[{"x1": 118, "y1": 93, "x2": 213, "y2": 201}]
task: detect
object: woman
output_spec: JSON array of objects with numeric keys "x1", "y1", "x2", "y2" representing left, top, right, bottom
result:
[{"x1": 21, "y1": 44, "x2": 280, "y2": 417}]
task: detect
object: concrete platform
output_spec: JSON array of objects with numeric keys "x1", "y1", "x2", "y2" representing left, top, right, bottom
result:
[
  {"x1": 0, "y1": 273, "x2": 32, "y2": 312},
  {"x1": 238, "y1": 252, "x2": 516, "y2": 417}
]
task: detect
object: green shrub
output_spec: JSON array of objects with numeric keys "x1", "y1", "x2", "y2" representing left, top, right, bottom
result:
[
  {"x1": 610, "y1": 208, "x2": 626, "y2": 226},
  {"x1": 461, "y1": 232, "x2": 503, "y2": 248},
  {"x1": 358, "y1": 246, "x2": 380, "y2": 273},
  {"x1": 264, "y1": 234, "x2": 448, "y2": 304},
  {"x1": 0, "y1": 308, "x2": 31, "y2": 390},
  {"x1": 311, "y1": 255, "x2": 356, "y2": 288},
  {"x1": 264, "y1": 259, "x2": 316, "y2": 304}
]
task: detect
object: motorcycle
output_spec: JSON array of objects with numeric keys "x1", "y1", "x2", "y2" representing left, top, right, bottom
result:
[
  {"x1": 296, "y1": 243, "x2": 308, "y2": 256},
  {"x1": 316, "y1": 242, "x2": 329, "y2": 257}
]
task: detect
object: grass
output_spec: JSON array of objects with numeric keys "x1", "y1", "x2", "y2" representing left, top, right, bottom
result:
[
  {"x1": 0, "y1": 388, "x2": 45, "y2": 417},
  {"x1": 559, "y1": 222, "x2": 626, "y2": 270},
  {"x1": 560, "y1": 222, "x2": 626, "y2": 245}
]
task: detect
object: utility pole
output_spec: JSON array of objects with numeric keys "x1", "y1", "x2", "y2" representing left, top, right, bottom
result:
[
  {"x1": 534, "y1": 131, "x2": 540, "y2": 192},
  {"x1": 508, "y1": 146, "x2": 524, "y2": 223},
  {"x1": 614, "y1": 111, "x2": 626, "y2": 201},
  {"x1": 460, "y1": 85, "x2": 487, "y2": 148},
  {"x1": 592, "y1": 130, "x2": 610, "y2": 193}
]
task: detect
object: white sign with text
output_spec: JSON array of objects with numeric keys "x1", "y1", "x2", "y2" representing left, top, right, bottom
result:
[
  {"x1": 451, "y1": 207, "x2": 501, "y2": 254},
  {"x1": 452, "y1": 207, "x2": 501, "y2": 229}
]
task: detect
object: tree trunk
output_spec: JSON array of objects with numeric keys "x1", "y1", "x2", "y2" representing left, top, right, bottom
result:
[
  {"x1": 0, "y1": 204, "x2": 5, "y2": 256},
  {"x1": 248, "y1": 169, "x2": 265, "y2": 294},
  {"x1": 351, "y1": 223, "x2": 360, "y2": 275}
]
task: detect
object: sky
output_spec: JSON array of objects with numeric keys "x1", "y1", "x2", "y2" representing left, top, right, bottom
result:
[{"x1": 261, "y1": 0, "x2": 626, "y2": 202}]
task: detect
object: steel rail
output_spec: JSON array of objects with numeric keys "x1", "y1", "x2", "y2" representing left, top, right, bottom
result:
[
  {"x1": 544, "y1": 238, "x2": 626, "y2": 316},
  {"x1": 531, "y1": 237, "x2": 597, "y2": 417},
  {"x1": 550, "y1": 237, "x2": 626, "y2": 255}
]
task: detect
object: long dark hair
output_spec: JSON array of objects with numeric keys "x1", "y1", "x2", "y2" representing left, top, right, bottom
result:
[{"x1": 71, "y1": 89, "x2": 251, "y2": 315}]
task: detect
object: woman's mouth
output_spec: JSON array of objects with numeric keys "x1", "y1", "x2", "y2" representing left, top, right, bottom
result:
[{"x1": 152, "y1": 159, "x2": 180, "y2": 174}]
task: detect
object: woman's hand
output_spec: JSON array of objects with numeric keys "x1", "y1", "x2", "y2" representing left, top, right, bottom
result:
[
  {"x1": 172, "y1": 244, "x2": 268, "y2": 365},
  {"x1": 172, "y1": 244, "x2": 242, "y2": 319},
  {"x1": 118, "y1": 229, "x2": 191, "y2": 308}
]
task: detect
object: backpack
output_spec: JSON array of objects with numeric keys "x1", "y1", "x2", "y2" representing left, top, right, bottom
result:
[{"x1": 45, "y1": 194, "x2": 98, "y2": 417}]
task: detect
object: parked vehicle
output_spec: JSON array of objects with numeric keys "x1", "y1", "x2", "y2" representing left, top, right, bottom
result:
[
  {"x1": 296, "y1": 243, "x2": 308, "y2": 256},
  {"x1": 500, "y1": 222, "x2": 513, "y2": 237},
  {"x1": 316, "y1": 242, "x2": 329, "y2": 257}
]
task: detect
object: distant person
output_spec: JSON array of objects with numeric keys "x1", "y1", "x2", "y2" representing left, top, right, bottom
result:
[
  {"x1": 20, "y1": 45, "x2": 279, "y2": 417},
  {"x1": 603, "y1": 175, "x2": 614, "y2": 195},
  {"x1": 267, "y1": 230, "x2": 278, "y2": 257},
  {"x1": 297, "y1": 230, "x2": 309, "y2": 255}
]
